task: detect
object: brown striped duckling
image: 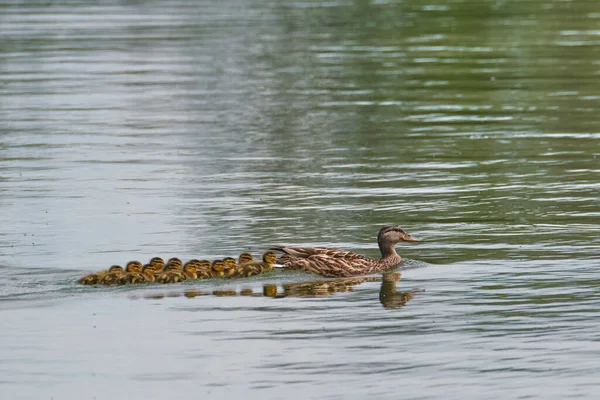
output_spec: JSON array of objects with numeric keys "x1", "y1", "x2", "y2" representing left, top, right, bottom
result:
[
  {"x1": 77, "y1": 265, "x2": 121, "y2": 285},
  {"x1": 238, "y1": 252, "x2": 254, "y2": 265},
  {"x1": 118, "y1": 261, "x2": 145, "y2": 284},
  {"x1": 210, "y1": 260, "x2": 226, "y2": 278},
  {"x1": 222, "y1": 257, "x2": 237, "y2": 277},
  {"x1": 149, "y1": 257, "x2": 165, "y2": 271},
  {"x1": 98, "y1": 265, "x2": 126, "y2": 285},
  {"x1": 196, "y1": 260, "x2": 211, "y2": 272},
  {"x1": 155, "y1": 269, "x2": 186, "y2": 284},
  {"x1": 233, "y1": 251, "x2": 277, "y2": 278},
  {"x1": 141, "y1": 264, "x2": 157, "y2": 282},
  {"x1": 182, "y1": 263, "x2": 198, "y2": 280}
]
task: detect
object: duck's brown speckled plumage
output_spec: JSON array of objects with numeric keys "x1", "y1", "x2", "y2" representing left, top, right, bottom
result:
[{"x1": 271, "y1": 225, "x2": 420, "y2": 278}]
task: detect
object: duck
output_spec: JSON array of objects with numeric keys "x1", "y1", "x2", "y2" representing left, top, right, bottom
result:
[
  {"x1": 118, "y1": 261, "x2": 145, "y2": 284},
  {"x1": 238, "y1": 252, "x2": 254, "y2": 265},
  {"x1": 98, "y1": 264, "x2": 127, "y2": 285},
  {"x1": 155, "y1": 269, "x2": 186, "y2": 284},
  {"x1": 196, "y1": 260, "x2": 211, "y2": 272},
  {"x1": 77, "y1": 265, "x2": 122, "y2": 285},
  {"x1": 182, "y1": 263, "x2": 198, "y2": 280},
  {"x1": 149, "y1": 257, "x2": 165, "y2": 271},
  {"x1": 210, "y1": 260, "x2": 226, "y2": 278},
  {"x1": 141, "y1": 264, "x2": 157, "y2": 282},
  {"x1": 222, "y1": 257, "x2": 237, "y2": 277},
  {"x1": 166, "y1": 257, "x2": 183, "y2": 268},
  {"x1": 271, "y1": 225, "x2": 420, "y2": 278},
  {"x1": 155, "y1": 261, "x2": 185, "y2": 283},
  {"x1": 232, "y1": 251, "x2": 277, "y2": 278}
]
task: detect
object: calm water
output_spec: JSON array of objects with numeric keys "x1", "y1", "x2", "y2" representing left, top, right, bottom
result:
[{"x1": 1, "y1": 0, "x2": 599, "y2": 399}]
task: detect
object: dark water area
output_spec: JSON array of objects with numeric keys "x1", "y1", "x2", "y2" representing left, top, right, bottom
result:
[{"x1": 1, "y1": 1, "x2": 599, "y2": 399}]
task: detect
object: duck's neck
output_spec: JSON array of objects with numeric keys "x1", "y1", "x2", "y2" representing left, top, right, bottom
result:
[{"x1": 378, "y1": 241, "x2": 402, "y2": 266}]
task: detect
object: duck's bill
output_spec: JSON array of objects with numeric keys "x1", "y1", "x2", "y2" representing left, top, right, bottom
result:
[{"x1": 402, "y1": 234, "x2": 421, "y2": 242}]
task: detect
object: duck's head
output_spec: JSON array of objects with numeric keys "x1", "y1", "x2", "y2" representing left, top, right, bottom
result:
[
  {"x1": 125, "y1": 261, "x2": 143, "y2": 273},
  {"x1": 142, "y1": 264, "x2": 157, "y2": 276},
  {"x1": 167, "y1": 257, "x2": 183, "y2": 268},
  {"x1": 149, "y1": 257, "x2": 165, "y2": 269},
  {"x1": 108, "y1": 265, "x2": 124, "y2": 274},
  {"x1": 238, "y1": 252, "x2": 253, "y2": 264},
  {"x1": 262, "y1": 251, "x2": 278, "y2": 264},
  {"x1": 377, "y1": 225, "x2": 420, "y2": 249},
  {"x1": 211, "y1": 260, "x2": 225, "y2": 272}
]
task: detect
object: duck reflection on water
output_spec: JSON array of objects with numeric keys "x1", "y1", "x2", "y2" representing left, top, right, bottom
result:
[{"x1": 138, "y1": 272, "x2": 420, "y2": 309}]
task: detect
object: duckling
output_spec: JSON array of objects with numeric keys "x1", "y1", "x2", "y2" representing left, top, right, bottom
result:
[
  {"x1": 141, "y1": 264, "x2": 157, "y2": 283},
  {"x1": 197, "y1": 260, "x2": 211, "y2": 271},
  {"x1": 163, "y1": 261, "x2": 182, "y2": 272},
  {"x1": 77, "y1": 265, "x2": 122, "y2": 285},
  {"x1": 155, "y1": 269, "x2": 186, "y2": 284},
  {"x1": 98, "y1": 265, "x2": 126, "y2": 285},
  {"x1": 222, "y1": 257, "x2": 237, "y2": 277},
  {"x1": 149, "y1": 257, "x2": 165, "y2": 271},
  {"x1": 196, "y1": 269, "x2": 212, "y2": 280},
  {"x1": 185, "y1": 259, "x2": 200, "y2": 267},
  {"x1": 118, "y1": 261, "x2": 145, "y2": 285},
  {"x1": 166, "y1": 257, "x2": 183, "y2": 268},
  {"x1": 238, "y1": 252, "x2": 254, "y2": 265},
  {"x1": 234, "y1": 251, "x2": 278, "y2": 277},
  {"x1": 210, "y1": 260, "x2": 226, "y2": 278},
  {"x1": 182, "y1": 263, "x2": 198, "y2": 280},
  {"x1": 258, "y1": 251, "x2": 278, "y2": 272}
]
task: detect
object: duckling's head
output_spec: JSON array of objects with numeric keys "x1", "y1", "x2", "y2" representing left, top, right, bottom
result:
[
  {"x1": 149, "y1": 257, "x2": 165, "y2": 269},
  {"x1": 167, "y1": 257, "x2": 183, "y2": 267},
  {"x1": 108, "y1": 265, "x2": 124, "y2": 273},
  {"x1": 184, "y1": 259, "x2": 200, "y2": 268},
  {"x1": 184, "y1": 264, "x2": 197, "y2": 274},
  {"x1": 238, "y1": 252, "x2": 253, "y2": 264},
  {"x1": 125, "y1": 261, "x2": 143, "y2": 273},
  {"x1": 222, "y1": 257, "x2": 236, "y2": 269},
  {"x1": 262, "y1": 251, "x2": 278, "y2": 264},
  {"x1": 211, "y1": 260, "x2": 225, "y2": 272},
  {"x1": 142, "y1": 264, "x2": 157, "y2": 276},
  {"x1": 164, "y1": 262, "x2": 182, "y2": 272},
  {"x1": 197, "y1": 260, "x2": 211, "y2": 271}
]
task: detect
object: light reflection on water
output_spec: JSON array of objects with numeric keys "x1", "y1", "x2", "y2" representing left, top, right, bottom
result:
[{"x1": 1, "y1": 0, "x2": 600, "y2": 399}]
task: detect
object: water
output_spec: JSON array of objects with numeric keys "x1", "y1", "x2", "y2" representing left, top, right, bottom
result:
[{"x1": 1, "y1": 0, "x2": 599, "y2": 398}]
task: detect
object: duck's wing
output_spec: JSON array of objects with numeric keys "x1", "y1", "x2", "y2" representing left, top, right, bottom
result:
[
  {"x1": 270, "y1": 245, "x2": 348, "y2": 259},
  {"x1": 283, "y1": 254, "x2": 379, "y2": 278}
]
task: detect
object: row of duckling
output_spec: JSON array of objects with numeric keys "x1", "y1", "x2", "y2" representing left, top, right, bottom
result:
[{"x1": 78, "y1": 251, "x2": 278, "y2": 285}]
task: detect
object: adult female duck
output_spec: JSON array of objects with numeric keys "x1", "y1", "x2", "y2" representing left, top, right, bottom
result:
[{"x1": 271, "y1": 225, "x2": 420, "y2": 278}]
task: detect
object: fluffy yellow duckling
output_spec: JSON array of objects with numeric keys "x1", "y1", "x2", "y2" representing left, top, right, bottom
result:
[
  {"x1": 197, "y1": 260, "x2": 211, "y2": 271},
  {"x1": 238, "y1": 252, "x2": 254, "y2": 265},
  {"x1": 155, "y1": 270, "x2": 186, "y2": 284},
  {"x1": 233, "y1": 251, "x2": 278, "y2": 278},
  {"x1": 98, "y1": 265, "x2": 127, "y2": 285},
  {"x1": 182, "y1": 263, "x2": 198, "y2": 280},
  {"x1": 222, "y1": 257, "x2": 237, "y2": 277},
  {"x1": 118, "y1": 261, "x2": 145, "y2": 284},
  {"x1": 77, "y1": 265, "x2": 121, "y2": 285},
  {"x1": 149, "y1": 257, "x2": 165, "y2": 271},
  {"x1": 166, "y1": 257, "x2": 183, "y2": 268},
  {"x1": 210, "y1": 260, "x2": 226, "y2": 278},
  {"x1": 141, "y1": 264, "x2": 157, "y2": 283}
]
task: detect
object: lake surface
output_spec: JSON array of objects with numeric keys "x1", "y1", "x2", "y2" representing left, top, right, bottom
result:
[{"x1": 1, "y1": 0, "x2": 599, "y2": 399}]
